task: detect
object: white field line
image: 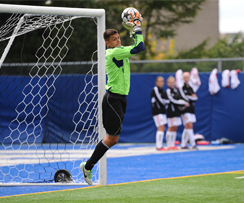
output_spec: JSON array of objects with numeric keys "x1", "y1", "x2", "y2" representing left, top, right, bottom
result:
[{"x1": 235, "y1": 176, "x2": 244, "y2": 179}]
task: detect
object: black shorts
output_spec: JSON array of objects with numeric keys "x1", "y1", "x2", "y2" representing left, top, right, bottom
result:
[{"x1": 102, "y1": 91, "x2": 127, "y2": 136}]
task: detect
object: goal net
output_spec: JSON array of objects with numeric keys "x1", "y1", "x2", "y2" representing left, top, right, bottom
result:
[{"x1": 0, "y1": 4, "x2": 106, "y2": 185}]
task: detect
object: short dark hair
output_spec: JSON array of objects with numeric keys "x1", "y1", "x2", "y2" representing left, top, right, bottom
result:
[{"x1": 103, "y1": 29, "x2": 118, "y2": 41}]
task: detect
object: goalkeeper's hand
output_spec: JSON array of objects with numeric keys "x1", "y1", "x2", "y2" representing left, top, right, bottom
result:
[{"x1": 122, "y1": 11, "x2": 143, "y2": 37}]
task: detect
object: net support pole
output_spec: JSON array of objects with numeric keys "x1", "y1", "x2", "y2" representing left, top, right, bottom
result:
[
  {"x1": 97, "y1": 12, "x2": 107, "y2": 185},
  {"x1": 0, "y1": 14, "x2": 26, "y2": 68}
]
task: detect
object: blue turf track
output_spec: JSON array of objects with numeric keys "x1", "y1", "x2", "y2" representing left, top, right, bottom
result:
[{"x1": 1, "y1": 144, "x2": 244, "y2": 197}]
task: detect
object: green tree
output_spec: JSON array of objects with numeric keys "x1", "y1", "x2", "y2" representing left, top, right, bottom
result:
[
  {"x1": 0, "y1": 0, "x2": 206, "y2": 65},
  {"x1": 175, "y1": 33, "x2": 244, "y2": 59},
  {"x1": 98, "y1": 0, "x2": 206, "y2": 61},
  {"x1": 207, "y1": 33, "x2": 244, "y2": 58},
  {"x1": 173, "y1": 39, "x2": 209, "y2": 59},
  {"x1": 135, "y1": 0, "x2": 206, "y2": 60},
  {"x1": 166, "y1": 33, "x2": 244, "y2": 72}
]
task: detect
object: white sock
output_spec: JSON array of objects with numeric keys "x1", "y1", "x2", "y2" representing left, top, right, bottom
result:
[
  {"x1": 181, "y1": 129, "x2": 188, "y2": 147},
  {"x1": 171, "y1": 132, "x2": 177, "y2": 147},
  {"x1": 187, "y1": 129, "x2": 196, "y2": 147},
  {"x1": 156, "y1": 131, "x2": 164, "y2": 149},
  {"x1": 166, "y1": 131, "x2": 172, "y2": 148}
]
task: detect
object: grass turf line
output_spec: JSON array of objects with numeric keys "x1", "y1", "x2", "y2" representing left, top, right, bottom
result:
[{"x1": 1, "y1": 173, "x2": 244, "y2": 203}]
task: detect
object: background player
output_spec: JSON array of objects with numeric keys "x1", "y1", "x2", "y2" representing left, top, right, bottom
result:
[
  {"x1": 80, "y1": 11, "x2": 145, "y2": 185},
  {"x1": 151, "y1": 76, "x2": 169, "y2": 150},
  {"x1": 179, "y1": 72, "x2": 198, "y2": 149},
  {"x1": 165, "y1": 76, "x2": 189, "y2": 150}
]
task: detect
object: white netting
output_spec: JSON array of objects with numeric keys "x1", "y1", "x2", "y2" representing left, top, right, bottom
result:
[
  {"x1": 0, "y1": 12, "x2": 101, "y2": 184},
  {"x1": 0, "y1": 13, "x2": 78, "y2": 42}
]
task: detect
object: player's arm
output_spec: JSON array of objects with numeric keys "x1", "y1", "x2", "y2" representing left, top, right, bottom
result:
[
  {"x1": 187, "y1": 87, "x2": 198, "y2": 101},
  {"x1": 113, "y1": 10, "x2": 144, "y2": 60},
  {"x1": 188, "y1": 94, "x2": 198, "y2": 101},
  {"x1": 113, "y1": 33, "x2": 145, "y2": 60},
  {"x1": 178, "y1": 86, "x2": 189, "y2": 102},
  {"x1": 154, "y1": 87, "x2": 169, "y2": 105},
  {"x1": 162, "y1": 91, "x2": 170, "y2": 105},
  {"x1": 166, "y1": 89, "x2": 187, "y2": 106}
]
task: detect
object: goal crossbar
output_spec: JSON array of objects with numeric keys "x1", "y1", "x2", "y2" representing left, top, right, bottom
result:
[
  {"x1": 0, "y1": 4, "x2": 106, "y2": 186},
  {"x1": 0, "y1": 3, "x2": 105, "y2": 17}
]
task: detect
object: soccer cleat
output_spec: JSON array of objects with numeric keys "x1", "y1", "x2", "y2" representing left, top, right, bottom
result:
[
  {"x1": 80, "y1": 162, "x2": 93, "y2": 185},
  {"x1": 181, "y1": 146, "x2": 189, "y2": 149},
  {"x1": 156, "y1": 147, "x2": 168, "y2": 151},
  {"x1": 192, "y1": 145, "x2": 199, "y2": 150},
  {"x1": 169, "y1": 146, "x2": 179, "y2": 150}
]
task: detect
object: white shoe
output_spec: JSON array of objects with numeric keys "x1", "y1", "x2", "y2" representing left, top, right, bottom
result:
[{"x1": 80, "y1": 162, "x2": 93, "y2": 185}]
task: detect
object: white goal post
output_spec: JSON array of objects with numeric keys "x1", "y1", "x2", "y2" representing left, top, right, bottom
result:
[{"x1": 0, "y1": 4, "x2": 106, "y2": 186}]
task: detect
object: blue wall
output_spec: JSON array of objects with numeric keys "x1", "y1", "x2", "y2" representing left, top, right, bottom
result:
[
  {"x1": 0, "y1": 72, "x2": 243, "y2": 144},
  {"x1": 120, "y1": 72, "x2": 244, "y2": 143}
]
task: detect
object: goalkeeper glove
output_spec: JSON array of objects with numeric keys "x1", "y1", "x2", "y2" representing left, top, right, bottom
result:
[{"x1": 122, "y1": 11, "x2": 143, "y2": 37}]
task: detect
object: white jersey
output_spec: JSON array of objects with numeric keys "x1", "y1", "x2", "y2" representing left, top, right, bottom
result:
[
  {"x1": 221, "y1": 69, "x2": 230, "y2": 88},
  {"x1": 189, "y1": 67, "x2": 201, "y2": 92},
  {"x1": 209, "y1": 68, "x2": 220, "y2": 95},
  {"x1": 230, "y1": 69, "x2": 241, "y2": 89},
  {"x1": 175, "y1": 69, "x2": 184, "y2": 89}
]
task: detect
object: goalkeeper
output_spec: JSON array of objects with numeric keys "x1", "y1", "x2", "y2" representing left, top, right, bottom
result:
[{"x1": 80, "y1": 11, "x2": 145, "y2": 185}]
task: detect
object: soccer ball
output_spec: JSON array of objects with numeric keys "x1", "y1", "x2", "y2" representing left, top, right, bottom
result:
[{"x1": 121, "y1": 7, "x2": 139, "y2": 24}]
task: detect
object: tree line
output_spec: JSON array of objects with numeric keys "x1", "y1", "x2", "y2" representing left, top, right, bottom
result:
[{"x1": 0, "y1": 0, "x2": 243, "y2": 73}]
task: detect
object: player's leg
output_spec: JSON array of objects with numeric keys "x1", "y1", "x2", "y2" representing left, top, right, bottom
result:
[
  {"x1": 166, "y1": 118, "x2": 174, "y2": 149},
  {"x1": 166, "y1": 130, "x2": 172, "y2": 148},
  {"x1": 184, "y1": 113, "x2": 197, "y2": 149},
  {"x1": 166, "y1": 118, "x2": 173, "y2": 148},
  {"x1": 181, "y1": 114, "x2": 189, "y2": 149},
  {"x1": 185, "y1": 122, "x2": 196, "y2": 148},
  {"x1": 153, "y1": 114, "x2": 167, "y2": 150},
  {"x1": 80, "y1": 137, "x2": 110, "y2": 185},
  {"x1": 166, "y1": 124, "x2": 178, "y2": 149},
  {"x1": 81, "y1": 92, "x2": 126, "y2": 184},
  {"x1": 181, "y1": 128, "x2": 189, "y2": 149},
  {"x1": 85, "y1": 135, "x2": 114, "y2": 171},
  {"x1": 156, "y1": 125, "x2": 165, "y2": 150},
  {"x1": 171, "y1": 131, "x2": 178, "y2": 149},
  {"x1": 168, "y1": 117, "x2": 181, "y2": 149}
]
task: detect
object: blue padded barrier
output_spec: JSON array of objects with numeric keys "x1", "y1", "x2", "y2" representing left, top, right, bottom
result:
[{"x1": 0, "y1": 72, "x2": 243, "y2": 144}]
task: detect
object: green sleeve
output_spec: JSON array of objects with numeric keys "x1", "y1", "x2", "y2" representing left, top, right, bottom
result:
[{"x1": 112, "y1": 34, "x2": 144, "y2": 60}]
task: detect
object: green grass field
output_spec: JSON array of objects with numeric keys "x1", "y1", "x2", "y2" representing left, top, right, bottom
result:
[{"x1": 1, "y1": 171, "x2": 244, "y2": 203}]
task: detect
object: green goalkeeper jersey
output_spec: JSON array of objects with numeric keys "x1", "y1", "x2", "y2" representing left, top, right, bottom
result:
[{"x1": 105, "y1": 32, "x2": 145, "y2": 95}]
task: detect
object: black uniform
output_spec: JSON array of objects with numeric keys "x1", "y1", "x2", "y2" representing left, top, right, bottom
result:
[
  {"x1": 151, "y1": 86, "x2": 169, "y2": 116},
  {"x1": 166, "y1": 87, "x2": 186, "y2": 118},
  {"x1": 102, "y1": 91, "x2": 127, "y2": 136},
  {"x1": 178, "y1": 83, "x2": 198, "y2": 114}
]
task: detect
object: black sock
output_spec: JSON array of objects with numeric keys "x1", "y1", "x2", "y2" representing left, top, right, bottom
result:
[{"x1": 85, "y1": 140, "x2": 109, "y2": 171}]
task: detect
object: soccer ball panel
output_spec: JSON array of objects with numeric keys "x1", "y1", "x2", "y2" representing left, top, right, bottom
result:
[{"x1": 121, "y1": 7, "x2": 139, "y2": 23}]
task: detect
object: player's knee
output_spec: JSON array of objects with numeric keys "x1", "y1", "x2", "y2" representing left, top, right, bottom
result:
[
  {"x1": 185, "y1": 122, "x2": 193, "y2": 129},
  {"x1": 158, "y1": 125, "x2": 165, "y2": 131},
  {"x1": 104, "y1": 135, "x2": 119, "y2": 147},
  {"x1": 110, "y1": 139, "x2": 119, "y2": 146},
  {"x1": 106, "y1": 139, "x2": 118, "y2": 148},
  {"x1": 168, "y1": 126, "x2": 177, "y2": 131}
]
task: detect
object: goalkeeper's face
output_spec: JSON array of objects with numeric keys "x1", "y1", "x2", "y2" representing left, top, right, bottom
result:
[{"x1": 106, "y1": 33, "x2": 121, "y2": 48}]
